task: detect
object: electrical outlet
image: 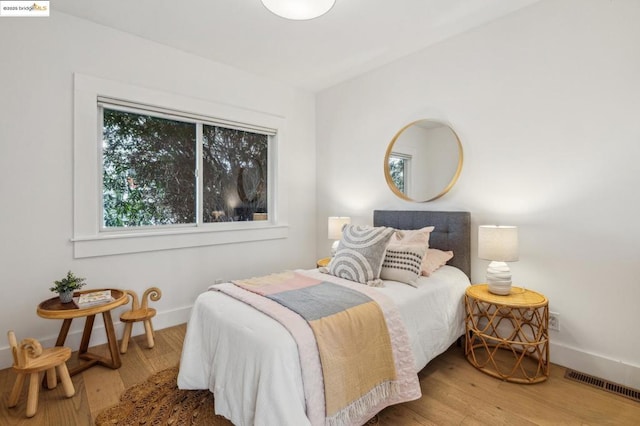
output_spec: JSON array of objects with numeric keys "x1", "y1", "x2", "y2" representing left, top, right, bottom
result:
[
  {"x1": 549, "y1": 312, "x2": 560, "y2": 331},
  {"x1": 214, "y1": 278, "x2": 224, "y2": 285}
]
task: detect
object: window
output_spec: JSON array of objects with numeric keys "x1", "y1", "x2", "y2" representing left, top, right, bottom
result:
[
  {"x1": 202, "y1": 125, "x2": 268, "y2": 223},
  {"x1": 388, "y1": 153, "x2": 411, "y2": 195},
  {"x1": 100, "y1": 104, "x2": 269, "y2": 229},
  {"x1": 102, "y1": 108, "x2": 197, "y2": 227},
  {"x1": 73, "y1": 74, "x2": 287, "y2": 258}
]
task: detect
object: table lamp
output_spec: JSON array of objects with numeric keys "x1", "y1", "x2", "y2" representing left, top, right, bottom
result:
[
  {"x1": 478, "y1": 225, "x2": 519, "y2": 295},
  {"x1": 328, "y1": 216, "x2": 351, "y2": 256}
]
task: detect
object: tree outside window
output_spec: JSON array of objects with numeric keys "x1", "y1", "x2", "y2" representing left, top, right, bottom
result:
[
  {"x1": 202, "y1": 126, "x2": 267, "y2": 223},
  {"x1": 388, "y1": 154, "x2": 410, "y2": 195},
  {"x1": 102, "y1": 107, "x2": 269, "y2": 228}
]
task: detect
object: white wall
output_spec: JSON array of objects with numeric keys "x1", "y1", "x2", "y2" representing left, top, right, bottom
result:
[
  {"x1": 317, "y1": 0, "x2": 640, "y2": 388},
  {"x1": 0, "y1": 13, "x2": 316, "y2": 367}
]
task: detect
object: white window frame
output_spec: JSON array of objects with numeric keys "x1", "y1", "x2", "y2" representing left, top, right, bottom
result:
[{"x1": 73, "y1": 73, "x2": 288, "y2": 258}]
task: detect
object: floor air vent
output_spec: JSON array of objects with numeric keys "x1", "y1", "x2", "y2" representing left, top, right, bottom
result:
[{"x1": 564, "y1": 369, "x2": 640, "y2": 403}]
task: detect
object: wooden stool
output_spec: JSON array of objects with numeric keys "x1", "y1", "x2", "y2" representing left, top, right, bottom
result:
[
  {"x1": 120, "y1": 287, "x2": 162, "y2": 353},
  {"x1": 7, "y1": 330, "x2": 75, "y2": 418}
]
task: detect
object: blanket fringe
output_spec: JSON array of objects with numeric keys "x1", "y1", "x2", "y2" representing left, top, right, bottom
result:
[{"x1": 325, "y1": 381, "x2": 398, "y2": 426}]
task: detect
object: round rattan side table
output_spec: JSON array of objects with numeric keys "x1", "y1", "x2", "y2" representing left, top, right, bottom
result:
[{"x1": 464, "y1": 284, "x2": 549, "y2": 384}]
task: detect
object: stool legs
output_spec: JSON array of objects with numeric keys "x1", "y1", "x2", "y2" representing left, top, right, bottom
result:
[
  {"x1": 7, "y1": 330, "x2": 75, "y2": 418},
  {"x1": 46, "y1": 367, "x2": 57, "y2": 390},
  {"x1": 8, "y1": 372, "x2": 25, "y2": 408},
  {"x1": 120, "y1": 319, "x2": 156, "y2": 353},
  {"x1": 57, "y1": 363, "x2": 75, "y2": 397},
  {"x1": 120, "y1": 322, "x2": 133, "y2": 354},
  {"x1": 144, "y1": 320, "x2": 155, "y2": 348},
  {"x1": 7, "y1": 366, "x2": 75, "y2": 418},
  {"x1": 27, "y1": 372, "x2": 40, "y2": 417}
]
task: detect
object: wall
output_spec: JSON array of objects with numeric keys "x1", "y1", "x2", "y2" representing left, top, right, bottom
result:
[
  {"x1": 0, "y1": 13, "x2": 316, "y2": 367},
  {"x1": 316, "y1": 0, "x2": 640, "y2": 388}
]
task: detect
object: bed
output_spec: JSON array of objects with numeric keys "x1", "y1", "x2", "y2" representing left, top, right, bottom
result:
[{"x1": 177, "y1": 210, "x2": 471, "y2": 426}]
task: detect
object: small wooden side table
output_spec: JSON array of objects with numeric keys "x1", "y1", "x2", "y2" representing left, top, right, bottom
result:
[
  {"x1": 37, "y1": 288, "x2": 128, "y2": 380},
  {"x1": 464, "y1": 284, "x2": 549, "y2": 384},
  {"x1": 317, "y1": 257, "x2": 331, "y2": 268}
]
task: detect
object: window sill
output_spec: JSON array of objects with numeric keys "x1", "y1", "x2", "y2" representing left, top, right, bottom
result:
[{"x1": 72, "y1": 223, "x2": 289, "y2": 258}]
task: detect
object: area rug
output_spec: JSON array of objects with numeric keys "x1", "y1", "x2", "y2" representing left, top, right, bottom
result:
[
  {"x1": 95, "y1": 366, "x2": 230, "y2": 425},
  {"x1": 95, "y1": 366, "x2": 379, "y2": 425}
]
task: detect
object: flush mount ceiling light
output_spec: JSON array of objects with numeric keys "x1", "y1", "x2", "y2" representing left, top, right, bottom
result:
[{"x1": 261, "y1": 0, "x2": 336, "y2": 20}]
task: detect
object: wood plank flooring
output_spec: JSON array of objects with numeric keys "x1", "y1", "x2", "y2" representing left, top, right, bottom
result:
[{"x1": 1, "y1": 324, "x2": 638, "y2": 425}]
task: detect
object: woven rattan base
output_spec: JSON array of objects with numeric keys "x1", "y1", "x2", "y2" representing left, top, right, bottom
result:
[{"x1": 464, "y1": 284, "x2": 549, "y2": 384}]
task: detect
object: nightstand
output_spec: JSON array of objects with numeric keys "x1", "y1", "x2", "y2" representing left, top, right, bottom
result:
[
  {"x1": 464, "y1": 284, "x2": 549, "y2": 384},
  {"x1": 316, "y1": 257, "x2": 331, "y2": 268}
]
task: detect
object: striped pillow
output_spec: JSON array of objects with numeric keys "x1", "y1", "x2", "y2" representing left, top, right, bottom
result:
[
  {"x1": 380, "y1": 244, "x2": 427, "y2": 287},
  {"x1": 328, "y1": 225, "x2": 394, "y2": 287}
]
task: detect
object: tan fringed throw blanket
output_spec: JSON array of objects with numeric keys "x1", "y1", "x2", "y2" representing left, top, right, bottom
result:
[{"x1": 212, "y1": 271, "x2": 421, "y2": 426}]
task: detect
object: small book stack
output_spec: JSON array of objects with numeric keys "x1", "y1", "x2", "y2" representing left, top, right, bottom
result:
[{"x1": 73, "y1": 290, "x2": 114, "y2": 309}]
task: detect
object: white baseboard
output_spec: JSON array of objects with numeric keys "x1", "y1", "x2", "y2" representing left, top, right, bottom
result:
[
  {"x1": 0, "y1": 305, "x2": 192, "y2": 370},
  {"x1": 550, "y1": 341, "x2": 640, "y2": 390}
]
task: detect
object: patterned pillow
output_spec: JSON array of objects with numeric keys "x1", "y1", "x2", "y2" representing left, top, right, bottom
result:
[
  {"x1": 421, "y1": 249, "x2": 454, "y2": 276},
  {"x1": 328, "y1": 225, "x2": 394, "y2": 287},
  {"x1": 380, "y1": 244, "x2": 427, "y2": 287},
  {"x1": 390, "y1": 226, "x2": 435, "y2": 276}
]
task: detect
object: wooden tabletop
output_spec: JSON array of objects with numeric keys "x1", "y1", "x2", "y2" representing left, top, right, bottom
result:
[
  {"x1": 317, "y1": 257, "x2": 331, "y2": 268},
  {"x1": 37, "y1": 289, "x2": 128, "y2": 319},
  {"x1": 466, "y1": 284, "x2": 547, "y2": 308}
]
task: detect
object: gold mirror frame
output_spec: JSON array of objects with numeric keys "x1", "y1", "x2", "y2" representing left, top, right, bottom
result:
[{"x1": 384, "y1": 119, "x2": 463, "y2": 202}]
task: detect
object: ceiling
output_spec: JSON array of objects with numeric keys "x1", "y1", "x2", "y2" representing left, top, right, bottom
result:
[{"x1": 55, "y1": 0, "x2": 539, "y2": 92}]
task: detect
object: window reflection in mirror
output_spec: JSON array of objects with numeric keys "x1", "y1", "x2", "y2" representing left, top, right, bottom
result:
[
  {"x1": 388, "y1": 153, "x2": 411, "y2": 195},
  {"x1": 384, "y1": 120, "x2": 463, "y2": 202}
]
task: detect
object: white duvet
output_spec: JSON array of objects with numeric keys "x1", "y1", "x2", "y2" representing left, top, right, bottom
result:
[{"x1": 177, "y1": 266, "x2": 470, "y2": 426}]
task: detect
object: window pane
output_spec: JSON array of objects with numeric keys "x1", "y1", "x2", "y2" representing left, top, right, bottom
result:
[
  {"x1": 202, "y1": 126, "x2": 268, "y2": 222},
  {"x1": 389, "y1": 156, "x2": 406, "y2": 194},
  {"x1": 102, "y1": 109, "x2": 196, "y2": 227}
]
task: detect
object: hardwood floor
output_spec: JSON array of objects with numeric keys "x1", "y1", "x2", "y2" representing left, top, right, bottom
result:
[
  {"x1": 1, "y1": 324, "x2": 638, "y2": 425},
  {"x1": 1, "y1": 324, "x2": 186, "y2": 425}
]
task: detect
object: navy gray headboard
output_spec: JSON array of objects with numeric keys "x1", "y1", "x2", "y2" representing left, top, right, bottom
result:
[{"x1": 373, "y1": 210, "x2": 471, "y2": 279}]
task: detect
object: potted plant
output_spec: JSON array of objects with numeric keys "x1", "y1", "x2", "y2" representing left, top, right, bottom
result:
[{"x1": 50, "y1": 271, "x2": 86, "y2": 303}]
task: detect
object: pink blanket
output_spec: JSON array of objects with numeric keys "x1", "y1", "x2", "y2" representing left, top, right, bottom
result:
[{"x1": 213, "y1": 271, "x2": 421, "y2": 426}]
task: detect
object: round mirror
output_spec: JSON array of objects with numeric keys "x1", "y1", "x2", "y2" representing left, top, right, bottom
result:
[{"x1": 384, "y1": 119, "x2": 463, "y2": 202}]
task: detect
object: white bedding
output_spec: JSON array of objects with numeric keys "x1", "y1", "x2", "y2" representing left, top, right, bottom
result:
[{"x1": 177, "y1": 265, "x2": 470, "y2": 426}]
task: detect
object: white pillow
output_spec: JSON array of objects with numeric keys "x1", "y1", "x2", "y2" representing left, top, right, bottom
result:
[
  {"x1": 380, "y1": 244, "x2": 427, "y2": 287},
  {"x1": 391, "y1": 226, "x2": 434, "y2": 246},
  {"x1": 421, "y1": 249, "x2": 454, "y2": 276}
]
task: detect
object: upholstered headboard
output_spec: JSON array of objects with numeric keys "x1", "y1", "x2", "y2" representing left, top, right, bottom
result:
[{"x1": 373, "y1": 210, "x2": 471, "y2": 279}]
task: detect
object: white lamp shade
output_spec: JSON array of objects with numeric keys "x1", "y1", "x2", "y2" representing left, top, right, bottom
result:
[
  {"x1": 261, "y1": 0, "x2": 335, "y2": 20},
  {"x1": 478, "y1": 225, "x2": 519, "y2": 262},
  {"x1": 328, "y1": 216, "x2": 351, "y2": 240}
]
